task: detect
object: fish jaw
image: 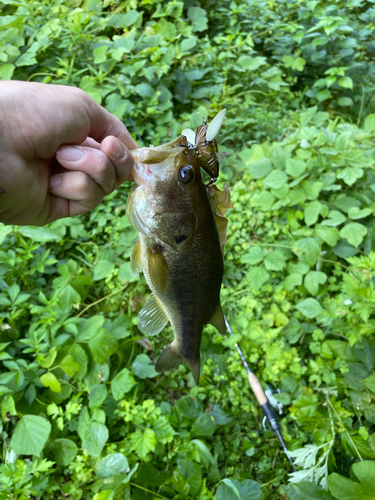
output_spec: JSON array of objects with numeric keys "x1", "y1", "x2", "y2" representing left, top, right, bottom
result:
[{"x1": 130, "y1": 136, "x2": 187, "y2": 186}]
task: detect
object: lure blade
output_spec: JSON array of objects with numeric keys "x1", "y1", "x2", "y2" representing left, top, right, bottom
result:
[
  {"x1": 206, "y1": 109, "x2": 226, "y2": 141},
  {"x1": 181, "y1": 128, "x2": 196, "y2": 145}
]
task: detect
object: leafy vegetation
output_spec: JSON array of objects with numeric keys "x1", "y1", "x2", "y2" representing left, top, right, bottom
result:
[{"x1": 1, "y1": 0, "x2": 375, "y2": 499}]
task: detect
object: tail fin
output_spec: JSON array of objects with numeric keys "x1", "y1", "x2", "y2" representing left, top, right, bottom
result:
[{"x1": 155, "y1": 343, "x2": 201, "y2": 385}]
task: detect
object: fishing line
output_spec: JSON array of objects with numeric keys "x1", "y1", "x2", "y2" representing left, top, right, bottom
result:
[
  {"x1": 127, "y1": 116, "x2": 145, "y2": 147},
  {"x1": 224, "y1": 316, "x2": 296, "y2": 471}
]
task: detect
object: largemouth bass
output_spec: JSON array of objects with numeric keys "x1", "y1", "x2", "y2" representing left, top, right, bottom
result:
[{"x1": 126, "y1": 135, "x2": 232, "y2": 385}]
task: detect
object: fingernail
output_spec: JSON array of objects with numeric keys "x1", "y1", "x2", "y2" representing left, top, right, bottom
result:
[
  {"x1": 110, "y1": 139, "x2": 126, "y2": 160},
  {"x1": 57, "y1": 146, "x2": 84, "y2": 162},
  {"x1": 49, "y1": 175, "x2": 62, "y2": 189}
]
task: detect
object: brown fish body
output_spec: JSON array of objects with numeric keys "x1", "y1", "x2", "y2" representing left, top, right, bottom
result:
[{"x1": 127, "y1": 137, "x2": 230, "y2": 384}]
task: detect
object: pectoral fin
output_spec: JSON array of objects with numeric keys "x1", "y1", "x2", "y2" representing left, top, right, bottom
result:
[
  {"x1": 148, "y1": 251, "x2": 168, "y2": 294},
  {"x1": 209, "y1": 301, "x2": 226, "y2": 335},
  {"x1": 130, "y1": 238, "x2": 143, "y2": 276},
  {"x1": 207, "y1": 184, "x2": 233, "y2": 251},
  {"x1": 138, "y1": 295, "x2": 169, "y2": 336}
]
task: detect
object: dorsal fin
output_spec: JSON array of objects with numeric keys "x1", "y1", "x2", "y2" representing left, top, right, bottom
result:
[
  {"x1": 209, "y1": 301, "x2": 226, "y2": 335},
  {"x1": 130, "y1": 238, "x2": 143, "y2": 276},
  {"x1": 148, "y1": 251, "x2": 169, "y2": 294},
  {"x1": 138, "y1": 295, "x2": 169, "y2": 336}
]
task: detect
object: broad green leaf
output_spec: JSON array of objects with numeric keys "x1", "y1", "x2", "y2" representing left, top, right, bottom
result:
[
  {"x1": 352, "y1": 461, "x2": 375, "y2": 494},
  {"x1": 216, "y1": 478, "x2": 261, "y2": 500},
  {"x1": 18, "y1": 226, "x2": 63, "y2": 242},
  {"x1": 40, "y1": 347, "x2": 57, "y2": 368},
  {"x1": 362, "y1": 373, "x2": 375, "y2": 393},
  {"x1": 60, "y1": 355, "x2": 80, "y2": 377},
  {"x1": 264, "y1": 250, "x2": 286, "y2": 271},
  {"x1": 338, "y1": 97, "x2": 354, "y2": 106},
  {"x1": 118, "y1": 262, "x2": 134, "y2": 281},
  {"x1": 89, "y1": 384, "x2": 108, "y2": 409},
  {"x1": 178, "y1": 459, "x2": 202, "y2": 497},
  {"x1": 0, "y1": 63, "x2": 15, "y2": 80},
  {"x1": 0, "y1": 223, "x2": 12, "y2": 244},
  {"x1": 88, "y1": 329, "x2": 118, "y2": 363},
  {"x1": 132, "y1": 354, "x2": 158, "y2": 379},
  {"x1": 192, "y1": 414, "x2": 216, "y2": 436},
  {"x1": 249, "y1": 158, "x2": 272, "y2": 179},
  {"x1": 240, "y1": 246, "x2": 264, "y2": 265},
  {"x1": 40, "y1": 372, "x2": 62, "y2": 393},
  {"x1": 96, "y1": 453, "x2": 129, "y2": 479},
  {"x1": 11, "y1": 415, "x2": 51, "y2": 457},
  {"x1": 328, "y1": 472, "x2": 375, "y2": 500},
  {"x1": 111, "y1": 368, "x2": 136, "y2": 400},
  {"x1": 51, "y1": 438, "x2": 78, "y2": 466},
  {"x1": 130, "y1": 428, "x2": 155, "y2": 459},
  {"x1": 246, "y1": 266, "x2": 270, "y2": 290},
  {"x1": 340, "y1": 223, "x2": 367, "y2": 247},
  {"x1": 304, "y1": 271, "x2": 327, "y2": 295},
  {"x1": 263, "y1": 170, "x2": 288, "y2": 189},
  {"x1": 315, "y1": 226, "x2": 340, "y2": 247},
  {"x1": 348, "y1": 207, "x2": 372, "y2": 220},
  {"x1": 304, "y1": 201, "x2": 322, "y2": 226},
  {"x1": 237, "y1": 55, "x2": 266, "y2": 71},
  {"x1": 286, "y1": 159, "x2": 306, "y2": 178},
  {"x1": 93, "y1": 260, "x2": 115, "y2": 281},
  {"x1": 188, "y1": 6, "x2": 208, "y2": 32},
  {"x1": 107, "y1": 10, "x2": 139, "y2": 28},
  {"x1": 296, "y1": 298, "x2": 323, "y2": 318},
  {"x1": 284, "y1": 273, "x2": 303, "y2": 292},
  {"x1": 286, "y1": 481, "x2": 336, "y2": 500},
  {"x1": 252, "y1": 191, "x2": 275, "y2": 211},
  {"x1": 82, "y1": 422, "x2": 109, "y2": 457},
  {"x1": 294, "y1": 238, "x2": 321, "y2": 266},
  {"x1": 338, "y1": 76, "x2": 353, "y2": 89},
  {"x1": 334, "y1": 196, "x2": 361, "y2": 213},
  {"x1": 321, "y1": 210, "x2": 346, "y2": 227},
  {"x1": 337, "y1": 167, "x2": 363, "y2": 186},
  {"x1": 175, "y1": 396, "x2": 201, "y2": 419},
  {"x1": 364, "y1": 114, "x2": 375, "y2": 133}
]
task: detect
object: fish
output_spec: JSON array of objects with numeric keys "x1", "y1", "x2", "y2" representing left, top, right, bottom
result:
[
  {"x1": 182, "y1": 109, "x2": 231, "y2": 182},
  {"x1": 126, "y1": 135, "x2": 232, "y2": 384}
]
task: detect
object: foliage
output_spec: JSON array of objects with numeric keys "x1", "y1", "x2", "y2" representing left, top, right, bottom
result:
[{"x1": 1, "y1": 0, "x2": 375, "y2": 499}]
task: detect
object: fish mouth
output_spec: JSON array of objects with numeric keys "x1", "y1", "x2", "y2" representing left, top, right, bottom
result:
[{"x1": 130, "y1": 136, "x2": 186, "y2": 185}]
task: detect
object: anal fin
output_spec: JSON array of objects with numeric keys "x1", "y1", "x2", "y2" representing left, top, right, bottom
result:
[
  {"x1": 148, "y1": 251, "x2": 168, "y2": 294},
  {"x1": 209, "y1": 301, "x2": 226, "y2": 335},
  {"x1": 130, "y1": 238, "x2": 143, "y2": 276},
  {"x1": 138, "y1": 295, "x2": 169, "y2": 336}
]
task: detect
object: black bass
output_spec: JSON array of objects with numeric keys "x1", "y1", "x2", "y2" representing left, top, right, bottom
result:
[{"x1": 126, "y1": 135, "x2": 232, "y2": 385}]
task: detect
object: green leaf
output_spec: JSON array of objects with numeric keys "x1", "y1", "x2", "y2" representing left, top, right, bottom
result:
[
  {"x1": 264, "y1": 250, "x2": 286, "y2": 271},
  {"x1": 338, "y1": 76, "x2": 353, "y2": 89},
  {"x1": 130, "y1": 428, "x2": 155, "y2": 459},
  {"x1": 40, "y1": 372, "x2": 62, "y2": 393},
  {"x1": 192, "y1": 414, "x2": 216, "y2": 436},
  {"x1": 132, "y1": 354, "x2": 158, "y2": 379},
  {"x1": 89, "y1": 384, "x2": 108, "y2": 409},
  {"x1": 0, "y1": 223, "x2": 12, "y2": 244},
  {"x1": 11, "y1": 415, "x2": 51, "y2": 457},
  {"x1": 304, "y1": 201, "x2": 322, "y2": 226},
  {"x1": 337, "y1": 167, "x2": 363, "y2": 186},
  {"x1": 180, "y1": 37, "x2": 197, "y2": 52},
  {"x1": 237, "y1": 56, "x2": 267, "y2": 71},
  {"x1": 352, "y1": 461, "x2": 375, "y2": 494},
  {"x1": 93, "y1": 260, "x2": 115, "y2": 281},
  {"x1": 88, "y1": 329, "x2": 118, "y2": 363},
  {"x1": 175, "y1": 396, "x2": 201, "y2": 419},
  {"x1": 286, "y1": 159, "x2": 306, "y2": 178},
  {"x1": 107, "y1": 10, "x2": 139, "y2": 28},
  {"x1": 304, "y1": 271, "x2": 327, "y2": 295},
  {"x1": 284, "y1": 273, "x2": 303, "y2": 292},
  {"x1": 111, "y1": 368, "x2": 136, "y2": 400},
  {"x1": 252, "y1": 191, "x2": 275, "y2": 211},
  {"x1": 60, "y1": 355, "x2": 80, "y2": 377},
  {"x1": 364, "y1": 114, "x2": 375, "y2": 133},
  {"x1": 0, "y1": 63, "x2": 15, "y2": 80},
  {"x1": 249, "y1": 158, "x2": 272, "y2": 179},
  {"x1": 294, "y1": 238, "x2": 321, "y2": 266},
  {"x1": 216, "y1": 478, "x2": 261, "y2": 500},
  {"x1": 246, "y1": 266, "x2": 270, "y2": 290},
  {"x1": 296, "y1": 298, "x2": 323, "y2": 318},
  {"x1": 240, "y1": 246, "x2": 264, "y2": 265},
  {"x1": 362, "y1": 373, "x2": 375, "y2": 393},
  {"x1": 348, "y1": 207, "x2": 372, "y2": 220},
  {"x1": 82, "y1": 422, "x2": 109, "y2": 457},
  {"x1": 315, "y1": 226, "x2": 340, "y2": 247},
  {"x1": 321, "y1": 210, "x2": 346, "y2": 227},
  {"x1": 118, "y1": 262, "x2": 134, "y2": 281},
  {"x1": 51, "y1": 438, "x2": 78, "y2": 466},
  {"x1": 188, "y1": 7, "x2": 208, "y2": 32},
  {"x1": 18, "y1": 226, "x2": 63, "y2": 242},
  {"x1": 96, "y1": 453, "x2": 129, "y2": 479},
  {"x1": 135, "y1": 82, "x2": 154, "y2": 98},
  {"x1": 340, "y1": 223, "x2": 367, "y2": 247},
  {"x1": 286, "y1": 481, "x2": 336, "y2": 500},
  {"x1": 263, "y1": 170, "x2": 288, "y2": 189},
  {"x1": 328, "y1": 472, "x2": 375, "y2": 500},
  {"x1": 338, "y1": 97, "x2": 354, "y2": 107}
]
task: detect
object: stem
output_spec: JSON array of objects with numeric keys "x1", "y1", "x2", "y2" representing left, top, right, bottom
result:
[
  {"x1": 76, "y1": 284, "x2": 128, "y2": 318},
  {"x1": 130, "y1": 483, "x2": 165, "y2": 499},
  {"x1": 326, "y1": 397, "x2": 363, "y2": 461}
]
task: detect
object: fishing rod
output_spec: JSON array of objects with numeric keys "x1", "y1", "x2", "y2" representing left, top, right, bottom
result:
[{"x1": 224, "y1": 316, "x2": 296, "y2": 471}]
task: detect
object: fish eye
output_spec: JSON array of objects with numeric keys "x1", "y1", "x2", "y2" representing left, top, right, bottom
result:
[{"x1": 178, "y1": 164, "x2": 195, "y2": 184}]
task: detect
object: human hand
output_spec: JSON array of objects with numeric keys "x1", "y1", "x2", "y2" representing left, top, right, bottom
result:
[{"x1": 0, "y1": 81, "x2": 138, "y2": 226}]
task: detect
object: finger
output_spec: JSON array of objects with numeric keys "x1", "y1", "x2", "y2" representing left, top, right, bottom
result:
[
  {"x1": 55, "y1": 145, "x2": 117, "y2": 195},
  {"x1": 99, "y1": 136, "x2": 134, "y2": 185},
  {"x1": 80, "y1": 137, "x2": 101, "y2": 149},
  {"x1": 48, "y1": 170, "x2": 104, "y2": 209}
]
